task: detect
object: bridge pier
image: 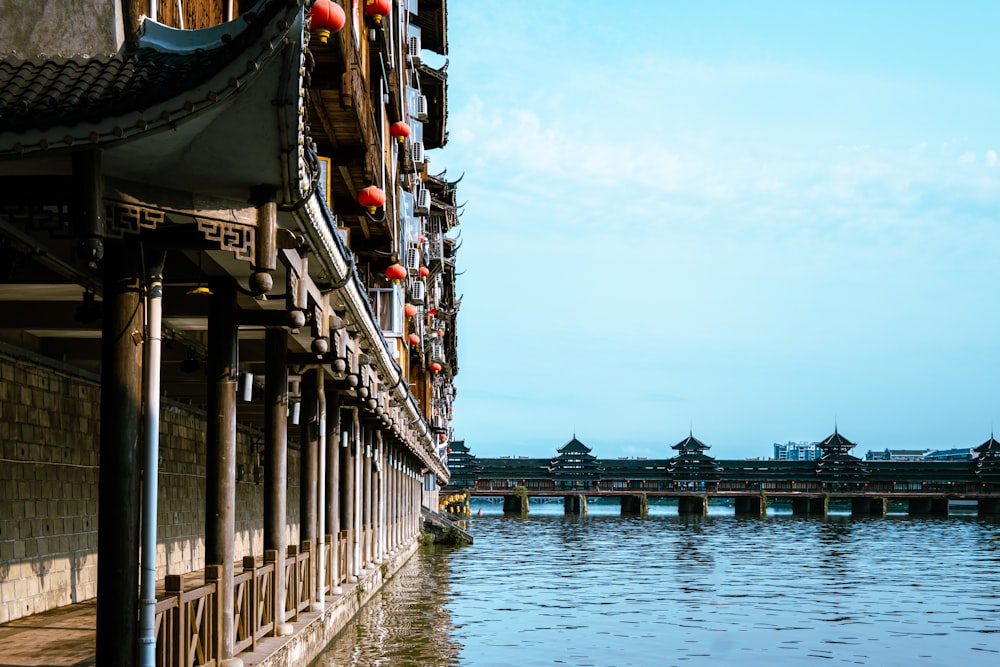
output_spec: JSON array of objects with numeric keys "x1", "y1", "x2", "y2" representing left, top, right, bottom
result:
[
  {"x1": 677, "y1": 496, "x2": 708, "y2": 515},
  {"x1": 620, "y1": 494, "x2": 648, "y2": 517},
  {"x1": 564, "y1": 495, "x2": 588, "y2": 515},
  {"x1": 851, "y1": 497, "x2": 886, "y2": 517},
  {"x1": 503, "y1": 493, "x2": 529, "y2": 515},
  {"x1": 792, "y1": 496, "x2": 828, "y2": 516},
  {"x1": 734, "y1": 496, "x2": 765, "y2": 516},
  {"x1": 979, "y1": 499, "x2": 1000, "y2": 515},
  {"x1": 908, "y1": 497, "x2": 949, "y2": 516}
]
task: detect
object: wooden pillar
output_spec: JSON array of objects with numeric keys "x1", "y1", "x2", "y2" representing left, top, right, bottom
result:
[
  {"x1": 343, "y1": 408, "x2": 357, "y2": 581},
  {"x1": 97, "y1": 240, "x2": 141, "y2": 667},
  {"x1": 326, "y1": 390, "x2": 342, "y2": 593},
  {"x1": 363, "y1": 430, "x2": 373, "y2": 569},
  {"x1": 313, "y1": 370, "x2": 326, "y2": 610},
  {"x1": 263, "y1": 328, "x2": 291, "y2": 634},
  {"x1": 300, "y1": 370, "x2": 319, "y2": 548},
  {"x1": 375, "y1": 431, "x2": 385, "y2": 563},
  {"x1": 205, "y1": 281, "x2": 238, "y2": 663},
  {"x1": 355, "y1": 419, "x2": 365, "y2": 569}
]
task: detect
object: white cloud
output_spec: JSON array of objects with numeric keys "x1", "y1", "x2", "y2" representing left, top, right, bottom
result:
[
  {"x1": 960, "y1": 151, "x2": 977, "y2": 163},
  {"x1": 988, "y1": 150, "x2": 998, "y2": 166}
]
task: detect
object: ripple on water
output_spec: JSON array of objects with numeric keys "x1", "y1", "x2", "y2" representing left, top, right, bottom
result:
[{"x1": 315, "y1": 510, "x2": 1000, "y2": 666}]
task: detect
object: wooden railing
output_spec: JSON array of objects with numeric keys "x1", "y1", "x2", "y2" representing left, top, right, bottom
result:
[
  {"x1": 232, "y1": 555, "x2": 275, "y2": 655},
  {"x1": 153, "y1": 535, "x2": 361, "y2": 667},
  {"x1": 337, "y1": 530, "x2": 349, "y2": 585},
  {"x1": 155, "y1": 569, "x2": 220, "y2": 667}
]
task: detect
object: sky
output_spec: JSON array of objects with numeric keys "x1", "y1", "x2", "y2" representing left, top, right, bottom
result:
[{"x1": 428, "y1": 1, "x2": 1000, "y2": 461}]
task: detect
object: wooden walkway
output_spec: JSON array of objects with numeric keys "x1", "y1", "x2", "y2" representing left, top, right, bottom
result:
[
  {"x1": 0, "y1": 566, "x2": 374, "y2": 667},
  {"x1": 0, "y1": 600, "x2": 96, "y2": 667}
]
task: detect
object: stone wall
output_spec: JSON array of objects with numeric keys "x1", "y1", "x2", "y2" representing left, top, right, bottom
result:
[
  {"x1": 0, "y1": 0, "x2": 123, "y2": 58},
  {"x1": 0, "y1": 349, "x2": 301, "y2": 623}
]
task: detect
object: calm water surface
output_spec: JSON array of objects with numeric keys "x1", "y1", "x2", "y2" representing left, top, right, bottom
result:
[{"x1": 314, "y1": 500, "x2": 1000, "y2": 666}]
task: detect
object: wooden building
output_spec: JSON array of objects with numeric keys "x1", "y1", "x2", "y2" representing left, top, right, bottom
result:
[{"x1": 0, "y1": 1, "x2": 459, "y2": 666}]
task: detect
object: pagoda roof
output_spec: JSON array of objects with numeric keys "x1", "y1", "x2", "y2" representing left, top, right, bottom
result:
[
  {"x1": 817, "y1": 428, "x2": 858, "y2": 457},
  {"x1": 974, "y1": 435, "x2": 1000, "y2": 456},
  {"x1": 556, "y1": 437, "x2": 592, "y2": 456},
  {"x1": 671, "y1": 433, "x2": 711, "y2": 454}
]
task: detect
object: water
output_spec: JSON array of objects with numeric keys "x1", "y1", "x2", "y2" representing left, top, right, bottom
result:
[{"x1": 314, "y1": 498, "x2": 1000, "y2": 666}]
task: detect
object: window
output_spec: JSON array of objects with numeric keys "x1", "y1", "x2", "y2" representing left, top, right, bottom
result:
[{"x1": 369, "y1": 277, "x2": 403, "y2": 335}]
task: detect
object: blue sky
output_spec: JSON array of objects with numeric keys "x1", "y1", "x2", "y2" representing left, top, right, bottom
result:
[{"x1": 430, "y1": 1, "x2": 1000, "y2": 460}]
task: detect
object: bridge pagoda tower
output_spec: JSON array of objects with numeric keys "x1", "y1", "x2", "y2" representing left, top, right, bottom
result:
[
  {"x1": 815, "y1": 429, "x2": 881, "y2": 515},
  {"x1": 549, "y1": 436, "x2": 601, "y2": 489},
  {"x1": 668, "y1": 432, "x2": 721, "y2": 514}
]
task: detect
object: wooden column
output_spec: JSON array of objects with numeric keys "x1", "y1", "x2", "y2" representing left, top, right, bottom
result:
[
  {"x1": 96, "y1": 240, "x2": 142, "y2": 667},
  {"x1": 343, "y1": 409, "x2": 357, "y2": 581},
  {"x1": 300, "y1": 370, "x2": 319, "y2": 548},
  {"x1": 376, "y1": 432, "x2": 385, "y2": 562},
  {"x1": 205, "y1": 281, "x2": 238, "y2": 663},
  {"x1": 326, "y1": 390, "x2": 342, "y2": 593},
  {"x1": 263, "y1": 328, "x2": 291, "y2": 634},
  {"x1": 363, "y1": 430, "x2": 373, "y2": 569}
]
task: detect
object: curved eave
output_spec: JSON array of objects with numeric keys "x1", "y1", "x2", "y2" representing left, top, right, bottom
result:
[
  {"x1": 413, "y1": 0, "x2": 448, "y2": 56},
  {"x1": 0, "y1": 7, "x2": 308, "y2": 205},
  {"x1": 416, "y1": 64, "x2": 447, "y2": 149}
]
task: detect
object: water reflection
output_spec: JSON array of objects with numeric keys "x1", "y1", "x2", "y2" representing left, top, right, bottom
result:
[
  {"x1": 318, "y1": 504, "x2": 1000, "y2": 667},
  {"x1": 312, "y1": 546, "x2": 462, "y2": 667}
]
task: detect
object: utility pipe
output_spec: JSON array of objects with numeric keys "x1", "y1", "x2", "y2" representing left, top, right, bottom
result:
[{"x1": 138, "y1": 251, "x2": 165, "y2": 667}]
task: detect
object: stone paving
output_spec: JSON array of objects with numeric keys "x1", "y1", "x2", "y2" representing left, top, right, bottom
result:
[{"x1": 0, "y1": 600, "x2": 96, "y2": 666}]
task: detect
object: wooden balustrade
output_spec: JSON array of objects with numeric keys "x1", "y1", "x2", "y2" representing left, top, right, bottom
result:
[
  {"x1": 322, "y1": 534, "x2": 334, "y2": 595},
  {"x1": 153, "y1": 540, "x2": 333, "y2": 667},
  {"x1": 154, "y1": 595, "x2": 179, "y2": 667},
  {"x1": 337, "y1": 530, "x2": 349, "y2": 585},
  {"x1": 155, "y1": 570, "x2": 220, "y2": 667},
  {"x1": 296, "y1": 541, "x2": 313, "y2": 612}
]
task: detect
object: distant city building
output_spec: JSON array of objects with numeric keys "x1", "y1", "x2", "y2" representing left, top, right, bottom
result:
[
  {"x1": 923, "y1": 448, "x2": 975, "y2": 461},
  {"x1": 865, "y1": 448, "x2": 931, "y2": 462},
  {"x1": 773, "y1": 441, "x2": 820, "y2": 461}
]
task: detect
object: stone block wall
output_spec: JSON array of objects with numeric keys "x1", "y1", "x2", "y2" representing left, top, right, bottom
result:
[
  {"x1": 0, "y1": 354, "x2": 100, "y2": 623},
  {"x1": 0, "y1": 350, "x2": 302, "y2": 623}
]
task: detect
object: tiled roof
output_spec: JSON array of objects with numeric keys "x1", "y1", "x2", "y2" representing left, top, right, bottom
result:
[{"x1": 0, "y1": 1, "x2": 284, "y2": 134}]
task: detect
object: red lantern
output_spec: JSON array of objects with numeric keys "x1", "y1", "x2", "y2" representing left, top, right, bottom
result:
[
  {"x1": 385, "y1": 263, "x2": 407, "y2": 282},
  {"x1": 358, "y1": 185, "x2": 385, "y2": 213},
  {"x1": 408, "y1": 333, "x2": 420, "y2": 346},
  {"x1": 309, "y1": 0, "x2": 346, "y2": 43},
  {"x1": 428, "y1": 308, "x2": 437, "y2": 316},
  {"x1": 389, "y1": 121, "x2": 411, "y2": 143},
  {"x1": 429, "y1": 362, "x2": 442, "y2": 373},
  {"x1": 364, "y1": 0, "x2": 392, "y2": 24},
  {"x1": 437, "y1": 329, "x2": 445, "y2": 337},
  {"x1": 404, "y1": 303, "x2": 417, "y2": 318},
  {"x1": 418, "y1": 266, "x2": 429, "y2": 277}
]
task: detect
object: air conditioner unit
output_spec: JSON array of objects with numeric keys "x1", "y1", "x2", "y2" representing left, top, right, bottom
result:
[
  {"x1": 408, "y1": 36, "x2": 422, "y2": 68},
  {"x1": 405, "y1": 245, "x2": 421, "y2": 271},
  {"x1": 415, "y1": 187, "x2": 431, "y2": 216},
  {"x1": 409, "y1": 279, "x2": 426, "y2": 304},
  {"x1": 411, "y1": 141, "x2": 425, "y2": 167},
  {"x1": 415, "y1": 95, "x2": 428, "y2": 121}
]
